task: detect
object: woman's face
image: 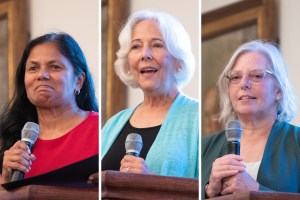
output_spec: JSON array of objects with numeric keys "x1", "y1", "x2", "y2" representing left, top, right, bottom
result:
[
  {"x1": 228, "y1": 52, "x2": 281, "y2": 119},
  {"x1": 24, "y1": 42, "x2": 83, "y2": 109},
  {"x1": 127, "y1": 20, "x2": 177, "y2": 94}
]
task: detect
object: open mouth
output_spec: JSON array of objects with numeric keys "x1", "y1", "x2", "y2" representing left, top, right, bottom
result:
[
  {"x1": 140, "y1": 67, "x2": 158, "y2": 74},
  {"x1": 238, "y1": 95, "x2": 256, "y2": 100}
]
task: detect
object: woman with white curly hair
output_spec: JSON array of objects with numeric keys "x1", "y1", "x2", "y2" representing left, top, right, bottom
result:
[
  {"x1": 202, "y1": 40, "x2": 300, "y2": 198},
  {"x1": 102, "y1": 10, "x2": 198, "y2": 178}
]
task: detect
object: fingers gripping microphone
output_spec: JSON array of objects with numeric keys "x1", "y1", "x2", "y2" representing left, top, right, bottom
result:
[
  {"x1": 125, "y1": 133, "x2": 143, "y2": 157},
  {"x1": 225, "y1": 120, "x2": 242, "y2": 155},
  {"x1": 10, "y1": 122, "x2": 39, "y2": 182}
]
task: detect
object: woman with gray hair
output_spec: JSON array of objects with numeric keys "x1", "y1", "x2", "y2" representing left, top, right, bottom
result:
[
  {"x1": 202, "y1": 40, "x2": 300, "y2": 198},
  {"x1": 101, "y1": 10, "x2": 199, "y2": 178}
]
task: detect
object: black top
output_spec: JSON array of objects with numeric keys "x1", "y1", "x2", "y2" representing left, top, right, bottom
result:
[{"x1": 101, "y1": 120, "x2": 161, "y2": 171}]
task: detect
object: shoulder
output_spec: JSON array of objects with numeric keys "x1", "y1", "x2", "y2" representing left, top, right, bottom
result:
[
  {"x1": 171, "y1": 93, "x2": 198, "y2": 115},
  {"x1": 76, "y1": 111, "x2": 99, "y2": 132},
  {"x1": 274, "y1": 121, "x2": 300, "y2": 141},
  {"x1": 202, "y1": 130, "x2": 226, "y2": 153},
  {"x1": 101, "y1": 107, "x2": 136, "y2": 132},
  {"x1": 87, "y1": 111, "x2": 99, "y2": 120},
  {"x1": 81, "y1": 111, "x2": 98, "y2": 126},
  {"x1": 203, "y1": 130, "x2": 225, "y2": 143},
  {"x1": 176, "y1": 93, "x2": 199, "y2": 107},
  {"x1": 105, "y1": 107, "x2": 135, "y2": 124}
]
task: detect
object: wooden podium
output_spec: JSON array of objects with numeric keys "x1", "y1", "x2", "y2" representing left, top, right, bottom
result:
[
  {"x1": 102, "y1": 170, "x2": 199, "y2": 199},
  {"x1": 210, "y1": 191, "x2": 300, "y2": 200},
  {"x1": 0, "y1": 185, "x2": 98, "y2": 200}
]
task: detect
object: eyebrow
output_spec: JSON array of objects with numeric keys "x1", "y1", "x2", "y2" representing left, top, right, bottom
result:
[
  {"x1": 230, "y1": 69, "x2": 265, "y2": 72},
  {"x1": 131, "y1": 38, "x2": 165, "y2": 43},
  {"x1": 26, "y1": 60, "x2": 62, "y2": 66}
]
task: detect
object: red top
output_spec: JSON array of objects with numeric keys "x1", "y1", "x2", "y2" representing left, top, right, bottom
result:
[{"x1": 24, "y1": 111, "x2": 99, "y2": 178}]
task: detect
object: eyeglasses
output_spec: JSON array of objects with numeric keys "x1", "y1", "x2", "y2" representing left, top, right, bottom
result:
[{"x1": 226, "y1": 69, "x2": 275, "y2": 84}]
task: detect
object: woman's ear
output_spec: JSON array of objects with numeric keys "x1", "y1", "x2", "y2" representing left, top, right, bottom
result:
[
  {"x1": 173, "y1": 59, "x2": 181, "y2": 72},
  {"x1": 76, "y1": 72, "x2": 86, "y2": 90},
  {"x1": 276, "y1": 90, "x2": 282, "y2": 101}
]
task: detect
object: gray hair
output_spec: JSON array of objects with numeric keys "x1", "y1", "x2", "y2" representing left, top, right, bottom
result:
[
  {"x1": 217, "y1": 40, "x2": 297, "y2": 123},
  {"x1": 114, "y1": 10, "x2": 195, "y2": 89}
]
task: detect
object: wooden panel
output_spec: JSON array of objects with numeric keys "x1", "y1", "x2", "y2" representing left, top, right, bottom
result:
[
  {"x1": 102, "y1": 0, "x2": 128, "y2": 124},
  {"x1": 210, "y1": 191, "x2": 300, "y2": 200},
  {"x1": 102, "y1": 170, "x2": 199, "y2": 200},
  {"x1": 202, "y1": 0, "x2": 277, "y2": 42},
  {"x1": 0, "y1": 185, "x2": 98, "y2": 200},
  {"x1": 0, "y1": 0, "x2": 28, "y2": 100}
]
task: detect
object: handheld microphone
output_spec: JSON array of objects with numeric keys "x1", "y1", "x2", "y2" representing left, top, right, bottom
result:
[
  {"x1": 125, "y1": 133, "x2": 143, "y2": 157},
  {"x1": 10, "y1": 122, "x2": 39, "y2": 182},
  {"x1": 225, "y1": 120, "x2": 242, "y2": 155}
]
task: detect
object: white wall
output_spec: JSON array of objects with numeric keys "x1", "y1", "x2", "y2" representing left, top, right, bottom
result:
[
  {"x1": 202, "y1": 0, "x2": 300, "y2": 126},
  {"x1": 127, "y1": 0, "x2": 200, "y2": 107},
  {"x1": 29, "y1": 0, "x2": 99, "y2": 98},
  {"x1": 278, "y1": 0, "x2": 300, "y2": 126}
]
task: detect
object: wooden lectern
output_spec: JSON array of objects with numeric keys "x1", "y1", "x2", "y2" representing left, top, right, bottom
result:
[
  {"x1": 0, "y1": 185, "x2": 98, "y2": 200},
  {"x1": 0, "y1": 155, "x2": 99, "y2": 199},
  {"x1": 210, "y1": 191, "x2": 300, "y2": 200},
  {"x1": 102, "y1": 170, "x2": 199, "y2": 200}
]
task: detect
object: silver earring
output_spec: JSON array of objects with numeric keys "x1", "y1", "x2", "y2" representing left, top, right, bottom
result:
[{"x1": 74, "y1": 89, "x2": 80, "y2": 95}]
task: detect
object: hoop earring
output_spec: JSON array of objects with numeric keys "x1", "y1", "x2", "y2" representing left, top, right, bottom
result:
[{"x1": 74, "y1": 89, "x2": 80, "y2": 95}]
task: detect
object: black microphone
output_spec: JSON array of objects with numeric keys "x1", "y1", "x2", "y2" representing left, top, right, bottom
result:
[
  {"x1": 225, "y1": 120, "x2": 242, "y2": 155},
  {"x1": 10, "y1": 122, "x2": 39, "y2": 182},
  {"x1": 125, "y1": 133, "x2": 143, "y2": 157}
]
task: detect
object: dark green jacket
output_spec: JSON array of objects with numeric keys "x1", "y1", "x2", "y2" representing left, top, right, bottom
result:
[{"x1": 202, "y1": 121, "x2": 300, "y2": 199}]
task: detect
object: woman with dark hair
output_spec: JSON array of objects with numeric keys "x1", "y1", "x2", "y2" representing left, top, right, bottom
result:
[{"x1": 0, "y1": 32, "x2": 98, "y2": 183}]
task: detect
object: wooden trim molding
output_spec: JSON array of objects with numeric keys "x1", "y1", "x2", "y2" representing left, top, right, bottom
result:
[
  {"x1": 102, "y1": 0, "x2": 128, "y2": 124},
  {"x1": 0, "y1": 0, "x2": 28, "y2": 100},
  {"x1": 202, "y1": 0, "x2": 277, "y2": 42}
]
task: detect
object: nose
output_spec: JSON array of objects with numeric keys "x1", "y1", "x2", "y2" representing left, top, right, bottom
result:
[
  {"x1": 37, "y1": 69, "x2": 50, "y2": 80},
  {"x1": 241, "y1": 75, "x2": 251, "y2": 90},
  {"x1": 141, "y1": 46, "x2": 152, "y2": 61}
]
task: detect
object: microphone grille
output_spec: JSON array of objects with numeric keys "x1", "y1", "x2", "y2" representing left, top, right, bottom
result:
[
  {"x1": 21, "y1": 122, "x2": 40, "y2": 145},
  {"x1": 125, "y1": 133, "x2": 143, "y2": 156},
  {"x1": 225, "y1": 120, "x2": 242, "y2": 142}
]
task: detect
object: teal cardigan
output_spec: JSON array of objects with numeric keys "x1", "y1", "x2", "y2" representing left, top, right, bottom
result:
[
  {"x1": 102, "y1": 92, "x2": 199, "y2": 178},
  {"x1": 202, "y1": 121, "x2": 300, "y2": 198}
]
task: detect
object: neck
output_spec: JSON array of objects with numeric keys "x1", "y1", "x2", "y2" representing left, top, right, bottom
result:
[
  {"x1": 239, "y1": 115, "x2": 276, "y2": 137},
  {"x1": 142, "y1": 87, "x2": 179, "y2": 108},
  {"x1": 129, "y1": 87, "x2": 179, "y2": 128},
  {"x1": 36, "y1": 103, "x2": 88, "y2": 139}
]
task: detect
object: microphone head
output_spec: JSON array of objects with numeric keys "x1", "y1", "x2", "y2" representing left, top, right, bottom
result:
[
  {"x1": 125, "y1": 133, "x2": 143, "y2": 157},
  {"x1": 225, "y1": 120, "x2": 242, "y2": 142},
  {"x1": 21, "y1": 122, "x2": 40, "y2": 146}
]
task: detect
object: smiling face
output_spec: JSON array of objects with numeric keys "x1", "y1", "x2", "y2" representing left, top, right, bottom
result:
[
  {"x1": 24, "y1": 42, "x2": 84, "y2": 109},
  {"x1": 229, "y1": 52, "x2": 281, "y2": 120},
  {"x1": 127, "y1": 20, "x2": 178, "y2": 95}
]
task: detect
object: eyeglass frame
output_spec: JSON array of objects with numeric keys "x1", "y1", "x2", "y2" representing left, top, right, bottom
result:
[{"x1": 225, "y1": 69, "x2": 275, "y2": 84}]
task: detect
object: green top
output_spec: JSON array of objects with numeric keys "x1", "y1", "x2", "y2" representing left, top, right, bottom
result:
[{"x1": 202, "y1": 121, "x2": 300, "y2": 199}]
